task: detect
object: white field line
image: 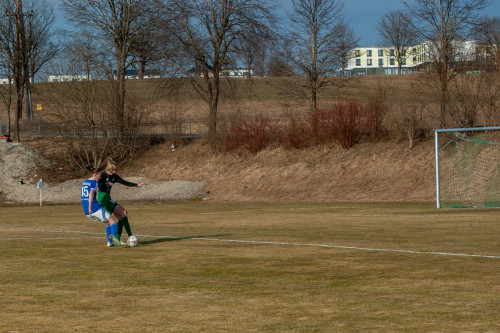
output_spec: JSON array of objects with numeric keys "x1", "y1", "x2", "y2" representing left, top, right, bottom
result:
[{"x1": 3, "y1": 229, "x2": 498, "y2": 259}]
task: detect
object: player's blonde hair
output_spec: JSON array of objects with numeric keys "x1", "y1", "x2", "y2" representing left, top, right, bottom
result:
[{"x1": 105, "y1": 158, "x2": 117, "y2": 172}]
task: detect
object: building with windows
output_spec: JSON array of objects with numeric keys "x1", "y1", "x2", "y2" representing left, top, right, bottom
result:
[
  {"x1": 346, "y1": 44, "x2": 427, "y2": 75},
  {"x1": 346, "y1": 40, "x2": 477, "y2": 76}
]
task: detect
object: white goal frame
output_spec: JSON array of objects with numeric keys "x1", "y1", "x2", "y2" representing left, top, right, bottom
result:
[{"x1": 435, "y1": 126, "x2": 500, "y2": 208}]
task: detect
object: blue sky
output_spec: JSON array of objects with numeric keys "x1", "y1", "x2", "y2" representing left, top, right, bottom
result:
[
  {"x1": 49, "y1": 0, "x2": 500, "y2": 46},
  {"x1": 342, "y1": 0, "x2": 500, "y2": 46},
  {"x1": 343, "y1": 0, "x2": 408, "y2": 46}
]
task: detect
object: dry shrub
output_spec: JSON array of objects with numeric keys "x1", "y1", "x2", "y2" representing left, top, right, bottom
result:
[
  {"x1": 40, "y1": 80, "x2": 150, "y2": 171},
  {"x1": 225, "y1": 115, "x2": 274, "y2": 154},
  {"x1": 314, "y1": 101, "x2": 366, "y2": 149},
  {"x1": 226, "y1": 102, "x2": 368, "y2": 153},
  {"x1": 391, "y1": 98, "x2": 429, "y2": 149},
  {"x1": 365, "y1": 84, "x2": 389, "y2": 140},
  {"x1": 277, "y1": 113, "x2": 312, "y2": 149},
  {"x1": 162, "y1": 105, "x2": 188, "y2": 146},
  {"x1": 478, "y1": 73, "x2": 500, "y2": 125},
  {"x1": 448, "y1": 73, "x2": 483, "y2": 128}
]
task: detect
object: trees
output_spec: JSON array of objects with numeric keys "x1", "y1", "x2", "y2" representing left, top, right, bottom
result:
[
  {"x1": 62, "y1": 0, "x2": 144, "y2": 149},
  {"x1": 0, "y1": 0, "x2": 56, "y2": 142},
  {"x1": 24, "y1": 0, "x2": 58, "y2": 120},
  {"x1": 153, "y1": 0, "x2": 276, "y2": 145},
  {"x1": 286, "y1": 0, "x2": 346, "y2": 113},
  {"x1": 404, "y1": 0, "x2": 490, "y2": 127},
  {"x1": 0, "y1": 0, "x2": 16, "y2": 138},
  {"x1": 475, "y1": 16, "x2": 500, "y2": 71},
  {"x1": 378, "y1": 10, "x2": 417, "y2": 75},
  {"x1": 334, "y1": 19, "x2": 359, "y2": 77}
]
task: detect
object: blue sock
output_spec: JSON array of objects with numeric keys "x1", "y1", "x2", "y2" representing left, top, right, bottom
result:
[
  {"x1": 111, "y1": 223, "x2": 118, "y2": 239},
  {"x1": 106, "y1": 224, "x2": 112, "y2": 243}
]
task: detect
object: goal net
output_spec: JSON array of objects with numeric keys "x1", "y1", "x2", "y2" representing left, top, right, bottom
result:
[{"x1": 435, "y1": 126, "x2": 500, "y2": 208}]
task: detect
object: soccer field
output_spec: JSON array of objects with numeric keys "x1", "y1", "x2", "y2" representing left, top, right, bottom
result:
[{"x1": 1, "y1": 202, "x2": 499, "y2": 332}]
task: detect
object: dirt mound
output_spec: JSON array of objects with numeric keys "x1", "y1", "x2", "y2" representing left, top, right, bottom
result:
[{"x1": 0, "y1": 142, "x2": 53, "y2": 197}]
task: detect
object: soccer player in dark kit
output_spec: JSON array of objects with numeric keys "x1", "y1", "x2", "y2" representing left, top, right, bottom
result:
[{"x1": 97, "y1": 158, "x2": 146, "y2": 244}]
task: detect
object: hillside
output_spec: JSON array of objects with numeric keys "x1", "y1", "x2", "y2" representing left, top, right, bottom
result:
[
  {"x1": 0, "y1": 137, "x2": 436, "y2": 205},
  {"x1": 119, "y1": 138, "x2": 436, "y2": 203},
  {"x1": 1, "y1": 75, "x2": 448, "y2": 205}
]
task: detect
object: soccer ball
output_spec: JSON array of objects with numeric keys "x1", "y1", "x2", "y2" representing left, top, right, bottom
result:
[{"x1": 127, "y1": 235, "x2": 139, "y2": 247}]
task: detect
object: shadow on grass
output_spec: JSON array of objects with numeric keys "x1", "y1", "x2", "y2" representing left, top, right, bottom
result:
[{"x1": 140, "y1": 234, "x2": 231, "y2": 246}]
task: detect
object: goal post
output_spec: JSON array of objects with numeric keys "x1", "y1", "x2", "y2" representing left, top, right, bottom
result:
[{"x1": 435, "y1": 126, "x2": 500, "y2": 208}]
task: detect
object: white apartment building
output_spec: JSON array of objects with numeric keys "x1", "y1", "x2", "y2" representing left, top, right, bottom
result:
[{"x1": 346, "y1": 40, "x2": 478, "y2": 75}]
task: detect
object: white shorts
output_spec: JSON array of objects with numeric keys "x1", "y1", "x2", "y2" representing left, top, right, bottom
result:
[{"x1": 86, "y1": 208, "x2": 111, "y2": 223}]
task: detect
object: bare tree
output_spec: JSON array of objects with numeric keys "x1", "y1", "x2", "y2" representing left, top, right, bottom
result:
[
  {"x1": 235, "y1": 30, "x2": 272, "y2": 79},
  {"x1": 62, "y1": 0, "x2": 145, "y2": 148},
  {"x1": 0, "y1": 0, "x2": 28, "y2": 142},
  {"x1": 24, "y1": 0, "x2": 58, "y2": 120},
  {"x1": 0, "y1": 55, "x2": 14, "y2": 136},
  {"x1": 267, "y1": 42, "x2": 295, "y2": 77},
  {"x1": 287, "y1": 0, "x2": 345, "y2": 113},
  {"x1": 334, "y1": 19, "x2": 358, "y2": 77},
  {"x1": 153, "y1": 0, "x2": 276, "y2": 145},
  {"x1": 129, "y1": 11, "x2": 161, "y2": 80},
  {"x1": 378, "y1": 10, "x2": 417, "y2": 74},
  {"x1": 0, "y1": 0, "x2": 55, "y2": 141},
  {"x1": 404, "y1": 0, "x2": 490, "y2": 127},
  {"x1": 0, "y1": 1, "x2": 15, "y2": 137},
  {"x1": 475, "y1": 16, "x2": 500, "y2": 71}
]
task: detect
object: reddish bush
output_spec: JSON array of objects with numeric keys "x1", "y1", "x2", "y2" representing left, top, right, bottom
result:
[
  {"x1": 277, "y1": 116, "x2": 313, "y2": 149},
  {"x1": 314, "y1": 102, "x2": 367, "y2": 149},
  {"x1": 225, "y1": 102, "x2": 368, "y2": 153},
  {"x1": 225, "y1": 115, "x2": 273, "y2": 154},
  {"x1": 366, "y1": 97, "x2": 387, "y2": 140}
]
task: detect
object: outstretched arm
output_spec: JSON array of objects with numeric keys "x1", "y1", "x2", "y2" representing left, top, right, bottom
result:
[{"x1": 116, "y1": 175, "x2": 146, "y2": 187}]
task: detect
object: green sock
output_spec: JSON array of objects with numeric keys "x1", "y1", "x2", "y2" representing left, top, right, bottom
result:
[
  {"x1": 121, "y1": 216, "x2": 133, "y2": 237},
  {"x1": 117, "y1": 220, "x2": 123, "y2": 240}
]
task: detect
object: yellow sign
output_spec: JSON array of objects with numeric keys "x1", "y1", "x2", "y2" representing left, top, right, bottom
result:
[{"x1": 37, "y1": 104, "x2": 42, "y2": 111}]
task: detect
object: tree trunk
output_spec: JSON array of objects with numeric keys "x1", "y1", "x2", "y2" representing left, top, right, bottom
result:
[
  {"x1": 310, "y1": 75, "x2": 317, "y2": 113},
  {"x1": 208, "y1": 75, "x2": 220, "y2": 146},
  {"x1": 439, "y1": 84, "x2": 447, "y2": 128},
  {"x1": 138, "y1": 60, "x2": 145, "y2": 80},
  {"x1": 23, "y1": 79, "x2": 31, "y2": 120}
]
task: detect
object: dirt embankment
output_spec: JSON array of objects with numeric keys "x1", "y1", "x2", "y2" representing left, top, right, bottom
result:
[
  {"x1": 0, "y1": 138, "x2": 436, "y2": 206},
  {"x1": 120, "y1": 139, "x2": 435, "y2": 203}
]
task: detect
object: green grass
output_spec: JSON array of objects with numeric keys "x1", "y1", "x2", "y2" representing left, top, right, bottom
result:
[{"x1": 1, "y1": 202, "x2": 499, "y2": 332}]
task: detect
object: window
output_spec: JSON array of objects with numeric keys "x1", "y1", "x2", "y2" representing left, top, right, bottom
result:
[
  {"x1": 355, "y1": 50, "x2": 360, "y2": 57},
  {"x1": 402, "y1": 58, "x2": 406, "y2": 65},
  {"x1": 390, "y1": 49, "x2": 395, "y2": 56},
  {"x1": 390, "y1": 58, "x2": 395, "y2": 66},
  {"x1": 356, "y1": 59, "x2": 361, "y2": 66},
  {"x1": 367, "y1": 50, "x2": 372, "y2": 57},
  {"x1": 367, "y1": 59, "x2": 372, "y2": 66},
  {"x1": 378, "y1": 49, "x2": 384, "y2": 56},
  {"x1": 378, "y1": 58, "x2": 384, "y2": 66}
]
